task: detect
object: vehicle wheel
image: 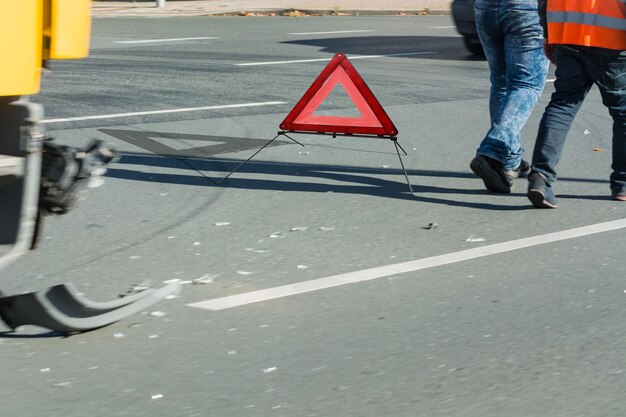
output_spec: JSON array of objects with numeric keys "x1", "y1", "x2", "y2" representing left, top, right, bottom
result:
[{"x1": 464, "y1": 35, "x2": 484, "y2": 56}]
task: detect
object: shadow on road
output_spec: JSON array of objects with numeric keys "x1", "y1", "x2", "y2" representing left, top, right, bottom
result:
[
  {"x1": 104, "y1": 150, "x2": 535, "y2": 211},
  {"x1": 100, "y1": 128, "x2": 609, "y2": 210},
  {"x1": 0, "y1": 330, "x2": 67, "y2": 339},
  {"x1": 281, "y1": 35, "x2": 485, "y2": 62}
]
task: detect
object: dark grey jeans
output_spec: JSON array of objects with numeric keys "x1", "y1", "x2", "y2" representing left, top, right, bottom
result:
[{"x1": 532, "y1": 45, "x2": 626, "y2": 195}]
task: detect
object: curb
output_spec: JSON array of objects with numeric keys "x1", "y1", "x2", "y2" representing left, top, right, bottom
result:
[{"x1": 91, "y1": 8, "x2": 452, "y2": 17}]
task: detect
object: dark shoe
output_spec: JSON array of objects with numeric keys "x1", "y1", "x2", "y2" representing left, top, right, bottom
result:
[
  {"x1": 514, "y1": 159, "x2": 531, "y2": 178},
  {"x1": 527, "y1": 172, "x2": 557, "y2": 208},
  {"x1": 470, "y1": 155, "x2": 516, "y2": 193}
]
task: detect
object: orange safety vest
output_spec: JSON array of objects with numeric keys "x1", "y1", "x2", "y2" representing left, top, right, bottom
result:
[{"x1": 547, "y1": 0, "x2": 626, "y2": 50}]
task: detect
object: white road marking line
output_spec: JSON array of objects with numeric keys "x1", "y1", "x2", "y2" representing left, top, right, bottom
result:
[
  {"x1": 114, "y1": 37, "x2": 218, "y2": 44},
  {"x1": 237, "y1": 57, "x2": 332, "y2": 66},
  {"x1": 286, "y1": 30, "x2": 376, "y2": 35},
  {"x1": 547, "y1": 78, "x2": 556, "y2": 83},
  {"x1": 429, "y1": 26, "x2": 456, "y2": 29},
  {"x1": 235, "y1": 52, "x2": 436, "y2": 66},
  {"x1": 188, "y1": 218, "x2": 626, "y2": 311},
  {"x1": 41, "y1": 101, "x2": 287, "y2": 124}
]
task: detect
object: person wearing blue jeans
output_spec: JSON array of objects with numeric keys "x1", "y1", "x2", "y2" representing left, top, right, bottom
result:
[
  {"x1": 470, "y1": 0, "x2": 549, "y2": 193},
  {"x1": 527, "y1": 0, "x2": 626, "y2": 208}
]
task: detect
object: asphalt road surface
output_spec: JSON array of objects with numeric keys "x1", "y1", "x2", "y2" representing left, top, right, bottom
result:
[{"x1": 1, "y1": 15, "x2": 625, "y2": 417}]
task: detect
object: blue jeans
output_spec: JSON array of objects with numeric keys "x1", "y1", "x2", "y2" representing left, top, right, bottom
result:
[
  {"x1": 531, "y1": 46, "x2": 626, "y2": 195},
  {"x1": 474, "y1": 0, "x2": 549, "y2": 170}
]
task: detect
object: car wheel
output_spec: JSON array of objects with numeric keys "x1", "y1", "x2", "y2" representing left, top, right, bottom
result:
[{"x1": 463, "y1": 35, "x2": 484, "y2": 56}]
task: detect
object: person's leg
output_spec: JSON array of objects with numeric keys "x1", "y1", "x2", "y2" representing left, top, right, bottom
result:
[
  {"x1": 470, "y1": 0, "x2": 514, "y2": 193},
  {"x1": 528, "y1": 46, "x2": 592, "y2": 208},
  {"x1": 531, "y1": 46, "x2": 592, "y2": 185},
  {"x1": 474, "y1": 0, "x2": 506, "y2": 124},
  {"x1": 471, "y1": 0, "x2": 547, "y2": 193},
  {"x1": 586, "y1": 49, "x2": 626, "y2": 198},
  {"x1": 476, "y1": 0, "x2": 548, "y2": 170}
]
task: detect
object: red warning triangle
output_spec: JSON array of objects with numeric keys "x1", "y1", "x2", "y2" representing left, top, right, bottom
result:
[{"x1": 280, "y1": 53, "x2": 398, "y2": 137}]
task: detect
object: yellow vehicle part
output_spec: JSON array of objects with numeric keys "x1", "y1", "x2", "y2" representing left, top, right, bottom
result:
[
  {"x1": 43, "y1": 0, "x2": 92, "y2": 60},
  {"x1": 0, "y1": 1, "x2": 43, "y2": 96},
  {"x1": 0, "y1": 0, "x2": 91, "y2": 96}
]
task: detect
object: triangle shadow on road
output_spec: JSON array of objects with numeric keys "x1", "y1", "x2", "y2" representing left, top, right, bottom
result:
[{"x1": 99, "y1": 128, "x2": 290, "y2": 158}]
